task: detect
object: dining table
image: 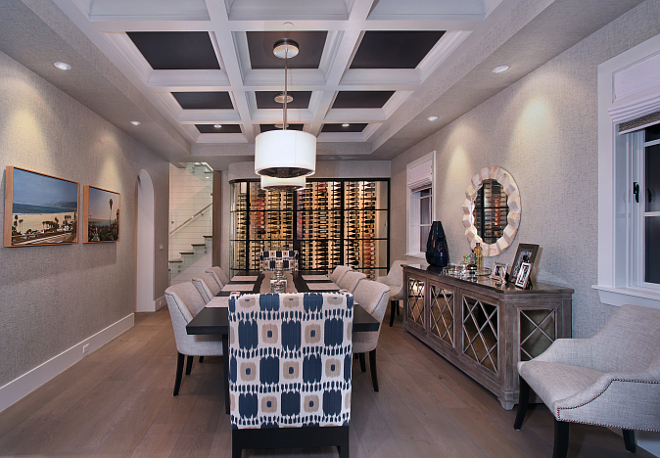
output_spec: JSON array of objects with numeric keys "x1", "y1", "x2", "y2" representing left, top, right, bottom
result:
[{"x1": 186, "y1": 270, "x2": 380, "y2": 413}]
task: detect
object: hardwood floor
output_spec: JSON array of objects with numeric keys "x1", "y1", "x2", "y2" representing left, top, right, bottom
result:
[{"x1": 0, "y1": 307, "x2": 651, "y2": 458}]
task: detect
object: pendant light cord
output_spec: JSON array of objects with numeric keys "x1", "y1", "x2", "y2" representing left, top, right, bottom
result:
[{"x1": 283, "y1": 47, "x2": 289, "y2": 131}]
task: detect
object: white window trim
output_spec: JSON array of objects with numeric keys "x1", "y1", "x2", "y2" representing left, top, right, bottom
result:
[
  {"x1": 595, "y1": 33, "x2": 660, "y2": 310},
  {"x1": 406, "y1": 151, "x2": 436, "y2": 260}
]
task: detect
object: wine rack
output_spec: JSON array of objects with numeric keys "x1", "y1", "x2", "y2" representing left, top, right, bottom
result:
[{"x1": 229, "y1": 179, "x2": 389, "y2": 279}]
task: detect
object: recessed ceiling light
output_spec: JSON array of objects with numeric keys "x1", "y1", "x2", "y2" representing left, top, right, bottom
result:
[
  {"x1": 492, "y1": 65, "x2": 509, "y2": 73},
  {"x1": 54, "y1": 61, "x2": 71, "y2": 71},
  {"x1": 214, "y1": 124, "x2": 222, "y2": 128},
  {"x1": 130, "y1": 120, "x2": 140, "y2": 126},
  {"x1": 427, "y1": 116, "x2": 438, "y2": 122},
  {"x1": 342, "y1": 123, "x2": 350, "y2": 127},
  {"x1": 283, "y1": 21, "x2": 294, "y2": 29}
]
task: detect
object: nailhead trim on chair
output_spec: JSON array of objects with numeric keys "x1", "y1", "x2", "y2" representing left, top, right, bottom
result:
[{"x1": 556, "y1": 378, "x2": 660, "y2": 431}]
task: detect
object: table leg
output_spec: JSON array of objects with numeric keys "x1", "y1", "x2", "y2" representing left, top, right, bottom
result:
[{"x1": 223, "y1": 334, "x2": 230, "y2": 414}]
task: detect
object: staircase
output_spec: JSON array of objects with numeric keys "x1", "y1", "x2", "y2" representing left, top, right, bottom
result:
[{"x1": 168, "y1": 162, "x2": 214, "y2": 285}]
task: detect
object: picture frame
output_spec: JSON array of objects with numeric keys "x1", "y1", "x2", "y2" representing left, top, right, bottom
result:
[
  {"x1": 83, "y1": 185, "x2": 120, "y2": 243},
  {"x1": 515, "y1": 262, "x2": 533, "y2": 288},
  {"x1": 490, "y1": 262, "x2": 508, "y2": 282},
  {"x1": 4, "y1": 166, "x2": 79, "y2": 247},
  {"x1": 508, "y1": 243, "x2": 539, "y2": 283}
]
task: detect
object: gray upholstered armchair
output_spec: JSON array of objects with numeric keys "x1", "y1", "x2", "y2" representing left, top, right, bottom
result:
[
  {"x1": 376, "y1": 260, "x2": 405, "y2": 327},
  {"x1": 514, "y1": 304, "x2": 660, "y2": 458}
]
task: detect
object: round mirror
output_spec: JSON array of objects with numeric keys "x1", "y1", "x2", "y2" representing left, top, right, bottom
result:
[{"x1": 461, "y1": 166, "x2": 521, "y2": 256}]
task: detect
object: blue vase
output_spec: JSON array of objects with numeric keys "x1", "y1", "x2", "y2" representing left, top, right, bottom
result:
[{"x1": 426, "y1": 221, "x2": 449, "y2": 267}]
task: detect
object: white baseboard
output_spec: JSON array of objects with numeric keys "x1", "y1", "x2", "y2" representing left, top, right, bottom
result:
[
  {"x1": 0, "y1": 313, "x2": 134, "y2": 413},
  {"x1": 638, "y1": 432, "x2": 660, "y2": 457},
  {"x1": 155, "y1": 295, "x2": 166, "y2": 310}
]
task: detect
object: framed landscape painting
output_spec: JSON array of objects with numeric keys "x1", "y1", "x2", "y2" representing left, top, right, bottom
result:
[
  {"x1": 83, "y1": 186, "x2": 120, "y2": 243},
  {"x1": 4, "y1": 166, "x2": 79, "y2": 247}
]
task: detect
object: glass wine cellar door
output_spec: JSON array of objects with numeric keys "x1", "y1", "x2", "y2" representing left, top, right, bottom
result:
[{"x1": 230, "y1": 179, "x2": 389, "y2": 279}]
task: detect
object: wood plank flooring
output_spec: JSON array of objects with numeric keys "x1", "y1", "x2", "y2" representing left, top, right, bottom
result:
[{"x1": 0, "y1": 307, "x2": 651, "y2": 458}]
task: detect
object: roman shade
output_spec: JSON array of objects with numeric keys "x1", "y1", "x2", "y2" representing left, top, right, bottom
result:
[
  {"x1": 407, "y1": 159, "x2": 433, "y2": 191},
  {"x1": 608, "y1": 52, "x2": 660, "y2": 134}
]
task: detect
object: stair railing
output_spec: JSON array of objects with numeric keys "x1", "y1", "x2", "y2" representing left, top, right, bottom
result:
[{"x1": 169, "y1": 203, "x2": 212, "y2": 236}]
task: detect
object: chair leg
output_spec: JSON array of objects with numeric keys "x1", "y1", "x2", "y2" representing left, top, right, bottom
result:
[
  {"x1": 199, "y1": 356, "x2": 204, "y2": 363},
  {"x1": 369, "y1": 349, "x2": 379, "y2": 392},
  {"x1": 232, "y1": 437, "x2": 242, "y2": 458},
  {"x1": 514, "y1": 377, "x2": 531, "y2": 430},
  {"x1": 359, "y1": 353, "x2": 366, "y2": 372},
  {"x1": 185, "y1": 354, "x2": 194, "y2": 375},
  {"x1": 553, "y1": 419, "x2": 569, "y2": 458},
  {"x1": 338, "y1": 429, "x2": 350, "y2": 458},
  {"x1": 173, "y1": 352, "x2": 185, "y2": 396},
  {"x1": 389, "y1": 300, "x2": 396, "y2": 327},
  {"x1": 623, "y1": 429, "x2": 636, "y2": 453}
]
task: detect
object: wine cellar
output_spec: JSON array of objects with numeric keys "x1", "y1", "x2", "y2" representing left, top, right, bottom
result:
[{"x1": 230, "y1": 179, "x2": 389, "y2": 278}]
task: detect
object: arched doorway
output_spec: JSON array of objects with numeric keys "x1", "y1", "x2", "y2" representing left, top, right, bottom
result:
[{"x1": 136, "y1": 169, "x2": 156, "y2": 312}]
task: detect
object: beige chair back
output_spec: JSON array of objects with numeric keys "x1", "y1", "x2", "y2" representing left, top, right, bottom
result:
[
  {"x1": 338, "y1": 271, "x2": 366, "y2": 293},
  {"x1": 192, "y1": 273, "x2": 221, "y2": 303}
]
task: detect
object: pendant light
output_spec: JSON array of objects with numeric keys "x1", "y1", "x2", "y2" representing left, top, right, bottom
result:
[
  {"x1": 254, "y1": 39, "x2": 316, "y2": 178},
  {"x1": 260, "y1": 175, "x2": 307, "y2": 192}
]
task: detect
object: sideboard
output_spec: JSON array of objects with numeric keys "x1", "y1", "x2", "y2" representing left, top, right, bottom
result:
[{"x1": 403, "y1": 264, "x2": 573, "y2": 409}]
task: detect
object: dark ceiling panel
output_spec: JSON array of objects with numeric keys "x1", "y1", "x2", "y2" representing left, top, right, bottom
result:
[
  {"x1": 259, "y1": 124, "x2": 304, "y2": 133},
  {"x1": 196, "y1": 124, "x2": 242, "y2": 133},
  {"x1": 173, "y1": 92, "x2": 233, "y2": 109},
  {"x1": 247, "y1": 31, "x2": 327, "y2": 69},
  {"x1": 256, "y1": 91, "x2": 312, "y2": 109},
  {"x1": 127, "y1": 32, "x2": 220, "y2": 70},
  {"x1": 350, "y1": 31, "x2": 445, "y2": 69},
  {"x1": 321, "y1": 123, "x2": 368, "y2": 133},
  {"x1": 332, "y1": 91, "x2": 395, "y2": 109}
]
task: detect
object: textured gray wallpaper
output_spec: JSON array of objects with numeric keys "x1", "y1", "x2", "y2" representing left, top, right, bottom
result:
[
  {"x1": 0, "y1": 51, "x2": 169, "y2": 386},
  {"x1": 391, "y1": 0, "x2": 660, "y2": 338}
]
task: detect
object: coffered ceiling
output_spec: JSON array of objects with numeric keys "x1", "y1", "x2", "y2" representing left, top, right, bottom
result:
[{"x1": 0, "y1": 0, "x2": 647, "y2": 168}]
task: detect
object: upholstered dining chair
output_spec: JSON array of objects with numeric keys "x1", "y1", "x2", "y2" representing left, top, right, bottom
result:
[
  {"x1": 260, "y1": 250, "x2": 299, "y2": 271},
  {"x1": 352, "y1": 280, "x2": 391, "y2": 392},
  {"x1": 164, "y1": 283, "x2": 223, "y2": 396},
  {"x1": 192, "y1": 273, "x2": 221, "y2": 303},
  {"x1": 338, "y1": 271, "x2": 366, "y2": 293},
  {"x1": 514, "y1": 304, "x2": 660, "y2": 458},
  {"x1": 376, "y1": 260, "x2": 405, "y2": 327},
  {"x1": 228, "y1": 292, "x2": 354, "y2": 458},
  {"x1": 206, "y1": 266, "x2": 229, "y2": 288},
  {"x1": 329, "y1": 265, "x2": 352, "y2": 285}
]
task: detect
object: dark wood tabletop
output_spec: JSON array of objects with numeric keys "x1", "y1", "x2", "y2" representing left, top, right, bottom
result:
[
  {"x1": 187, "y1": 302, "x2": 379, "y2": 335},
  {"x1": 214, "y1": 270, "x2": 332, "y2": 296}
]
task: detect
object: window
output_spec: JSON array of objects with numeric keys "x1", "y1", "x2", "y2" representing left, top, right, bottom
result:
[
  {"x1": 419, "y1": 188, "x2": 432, "y2": 252},
  {"x1": 406, "y1": 152, "x2": 435, "y2": 257},
  {"x1": 636, "y1": 125, "x2": 660, "y2": 285},
  {"x1": 596, "y1": 35, "x2": 660, "y2": 309}
]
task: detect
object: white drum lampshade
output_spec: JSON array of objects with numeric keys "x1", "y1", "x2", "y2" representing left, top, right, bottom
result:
[
  {"x1": 254, "y1": 129, "x2": 316, "y2": 178},
  {"x1": 260, "y1": 175, "x2": 306, "y2": 192}
]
